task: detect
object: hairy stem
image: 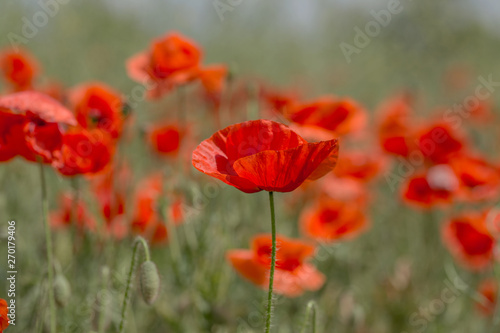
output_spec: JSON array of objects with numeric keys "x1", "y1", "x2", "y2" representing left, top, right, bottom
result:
[
  {"x1": 265, "y1": 191, "x2": 277, "y2": 333},
  {"x1": 118, "y1": 237, "x2": 150, "y2": 333}
]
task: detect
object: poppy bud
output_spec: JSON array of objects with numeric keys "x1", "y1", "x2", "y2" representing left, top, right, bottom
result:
[
  {"x1": 139, "y1": 261, "x2": 160, "y2": 305},
  {"x1": 53, "y1": 274, "x2": 71, "y2": 307}
]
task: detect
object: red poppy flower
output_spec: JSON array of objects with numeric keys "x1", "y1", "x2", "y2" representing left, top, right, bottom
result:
[
  {"x1": 0, "y1": 91, "x2": 76, "y2": 164},
  {"x1": 92, "y1": 167, "x2": 129, "y2": 239},
  {"x1": 0, "y1": 298, "x2": 8, "y2": 333},
  {"x1": 70, "y1": 83, "x2": 127, "y2": 140},
  {"x1": 199, "y1": 64, "x2": 227, "y2": 96},
  {"x1": 333, "y1": 150, "x2": 387, "y2": 182},
  {"x1": 442, "y1": 212, "x2": 495, "y2": 271},
  {"x1": 376, "y1": 93, "x2": 416, "y2": 157},
  {"x1": 50, "y1": 193, "x2": 96, "y2": 231},
  {"x1": 416, "y1": 121, "x2": 465, "y2": 164},
  {"x1": 227, "y1": 234, "x2": 325, "y2": 297},
  {"x1": 131, "y1": 174, "x2": 182, "y2": 245},
  {"x1": 300, "y1": 197, "x2": 369, "y2": 242},
  {"x1": 127, "y1": 32, "x2": 202, "y2": 99},
  {"x1": 0, "y1": 112, "x2": 29, "y2": 161},
  {"x1": 286, "y1": 96, "x2": 366, "y2": 139},
  {"x1": 57, "y1": 129, "x2": 114, "y2": 176},
  {"x1": 449, "y1": 153, "x2": 500, "y2": 202},
  {"x1": 0, "y1": 48, "x2": 38, "y2": 92},
  {"x1": 475, "y1": 279, "x2": 497, "y2": 316},
  {"x1": 192, "y1": 120, "x2": 339, "y2": 193},
  {"x1": 401, "y1": 166, "x2": 458, "y2": 209},
  {"x1": 146, "y1": 122, "x2": 185, "y2": 157}
]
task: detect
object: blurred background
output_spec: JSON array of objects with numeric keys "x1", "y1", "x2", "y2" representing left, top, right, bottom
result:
[{"x1": 0, "y1": 0, "x2": 499, "y2": 332}]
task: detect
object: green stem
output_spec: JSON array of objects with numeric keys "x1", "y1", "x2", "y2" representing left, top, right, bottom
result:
[
  {"x1": 118, "y1": 236, "x2": 150, "y2": 333},
  {"x1": 300, "y1": 301, "x2": 317, "y2": 333},
  {"x1": 39, "y1": 162, "x2": 57, "y2": 333},
  {"x1": 265, "y1": 191, "x2": 277, "y2": 333}
]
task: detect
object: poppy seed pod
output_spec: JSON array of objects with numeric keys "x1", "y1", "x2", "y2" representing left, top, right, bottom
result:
[
  {"x1": 53, "y1": 274, "x2": 72, "y2": 307},
  {"x1": 139, "y1": 261, "x2": 160, "y2": 305}
]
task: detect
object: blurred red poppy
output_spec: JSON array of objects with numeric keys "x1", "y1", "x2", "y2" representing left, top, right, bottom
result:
[
  {"x1": 192, "y1": 119, "x2": 339, "y2": 193},
  {"x1": 416, "y1": 121, "x2": 465, "y2": 164},
  {"x1": 333, "y1": 150, "x2": 387, "y2": 182},
  {"x1": 146, "y1": 122, "x2": 185, "y2": 157},
  {"x1": 127, "y1": 32, "x2": 202, "y2": 99},
  {"x1": 50, "y1": 193, "x2": 96, "y2": 231},
  {"x1": 300, "y1": 197, "x2": 369, "y2": 242},
  {"x1": 92, "y1": 167, "x2": 129, "y2": 240},
  {"x1": 449, "y1": 153, "x2": 500, "y2": 202},
  {"x1": 57, "y1": 129, "x2": 114, "y2": 176},
  {"x1": 442, "y1": 211, "x2": 495, "y2": 271},
  {"x1": 199, "y1": 64, "x2": 227, "y2": 108},
  {"x1": 286, "y1": 96, "x2": 366, "y2": 139},
  {"x1": 0, "y1": 298, "x2": 8, "y2": 333},
  {"x1": 131, "y1": 173, "x2": 183, "y2": 245},
  {"x1": 376, "y1": 93, "x2": 415, "y2": 157},
  {"x1": 0, "y1": 91, "x2": 76, "y2": 164},
  {"x1": 227, "y1": 234, "x2": 325, "y2": 297},
  {"x1": 401, "y1": 166, "x2": 458, "y2": 209},
  {"x1": 0, "y1": 47, "x2": 38, "y2": 92},
  {"x1": 475, "y1": 278, "x2": 497, "y2": 316},
  {"x1": 70, "y1": 83, "x2": 127, "y2": 140}
]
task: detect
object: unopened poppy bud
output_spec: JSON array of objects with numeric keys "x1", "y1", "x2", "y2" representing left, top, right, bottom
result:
[
  {"x1": 53, "y1": 274, "x2": 71, "y2": 307},
  {"x1": 139, "y1": 261, "x2": 160, "y2": 305}
]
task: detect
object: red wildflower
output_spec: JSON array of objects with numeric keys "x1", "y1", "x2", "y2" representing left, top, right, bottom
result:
[
  {"x1": 287, "y1": 96, "x2": 366, "y2": 139},
  {"x1": 376, "y1": 92, "x2": 415, "y2": 157},
  {"x1": 416, "y1": 121, "x2": 465, "y2": 164},
  {"x1": 127, "y1": 32, "x2": 202, "y2": 99},
  {"x1": 70, "y1": 83, "x2": 127, "y2": 139},
  {"x1": 442, "y1": 211, "x2": 495, "y2": 271},
  {"x1": 146, "y1": 122, "x2": 185, "y2": 157},
  {"x1": 475, "y1": 279, "x2": 497, "y2": 316},
  {"x1": 0, "y1": 298, "x2": 8, "y2": 333},
  {"x1": 300, "y1": 197, "x2": 369, "y2": 242},
  {"x1": 449, "y1": 153, "x2": 500, "y2": 202},
  {"x1": 92, "y1": 167, "x2": 129, "y2": 239},
  {"x1": 199, "y1": 64, "x2": 227, "y2": 104},
  {"x1": 401, "y1": 166, "x2": 458, "y2": 209},
  {"x1": 333, "y1": 150, "x2": 387, "y2": 182},
  {"x1": 192, "y1": 120, "x2": 339, "y2": 193},
  {"x1": 131, "y1": 174, "x2": 183, "y2": 245},
  {"x1": 57, "y1": 129, "x2": 114, "y2": 176},
  {"x1": 0, "y1": 48, "x2": 38, "y2": 92},
  {"x1": 0, "y1": 91, "x2": 76, "y2": 164},
  {"x1": 227, "y1": 234, "x2": 325, "y2": 297},
  {"x1": 50, "y1": 193, "x2": 96, "y2": 231}
]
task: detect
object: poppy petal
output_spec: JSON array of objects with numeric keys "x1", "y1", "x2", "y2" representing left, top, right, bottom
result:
[{"x1": 233, "y1": 139, "x2": 338, "y2": 192}]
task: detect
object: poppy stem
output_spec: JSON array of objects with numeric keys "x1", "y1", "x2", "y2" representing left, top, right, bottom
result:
[
  {"x1": 118, "y1": 236, "x2": 150, "y2": 333},
  {"x1": 39, "y1": 162, "x2": 57, "y2": 333},
  {"x1": 265, "y1": 191, "x2": 277, "y2": 333},
  {"x1": 300, "y1": 301, "x2": 317, "y2": 333}
]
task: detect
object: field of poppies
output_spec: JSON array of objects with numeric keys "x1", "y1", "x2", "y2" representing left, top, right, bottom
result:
[{"x1": 1, "y1": 1, "x2": 500, "y2": 332}]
